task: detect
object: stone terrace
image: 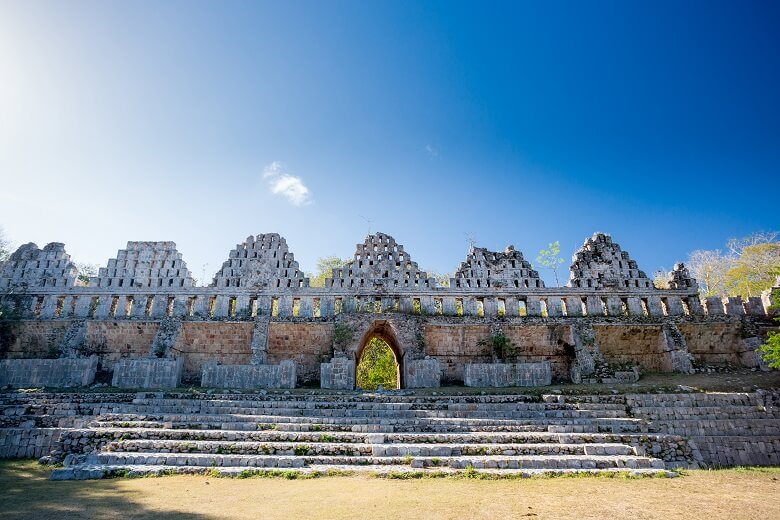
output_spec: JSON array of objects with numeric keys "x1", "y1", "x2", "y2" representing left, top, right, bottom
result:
[{"x1": 1, "y1": 390, "x2": 777, "y2": 480}]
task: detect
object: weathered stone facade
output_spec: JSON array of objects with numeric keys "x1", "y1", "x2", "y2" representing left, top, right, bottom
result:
[{"x1": 0, "y1": 231, "x2": 776, "y2": 390}]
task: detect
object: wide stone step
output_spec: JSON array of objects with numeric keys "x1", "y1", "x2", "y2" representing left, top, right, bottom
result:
[
  {"x1": 66, "y1": 426, "x2": 678, "y2": 450},
  {"x1": 116, "y1": 404, "x2": 611, "y2": 420},
  {"x1": 87, "y1": 451, "x2": 661, "y2": 470},
  {"x1": 95, "y1": 412, "x2": 640, "y2": 428},
  {"x1": 631, "y1": 406, "x2": 771, "y2": 420},
  {"x1": 446, "y1": 454, "x2": 664, "y2": 470},
  {"x1": 49, "y1": 463, "x2": 675, "y2": 480},
  {"x1": 101, "y1": 438, "x2": 638, "y2": 457}
]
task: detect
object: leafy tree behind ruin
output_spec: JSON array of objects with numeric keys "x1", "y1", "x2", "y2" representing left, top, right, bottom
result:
[
  {"x1": 356, "y1": 338, "x2": 398, "y2": 390},
  {"x1": 307, "y1": 256, "x2": 351, "y2": 287},
  {"x1": 687, "y1": 231, "x2": 779, "y2": 298}
]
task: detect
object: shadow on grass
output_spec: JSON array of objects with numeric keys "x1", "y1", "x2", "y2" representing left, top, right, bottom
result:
[{"x1": 0, "y1": 460, "x2": 214, "y2": 520}]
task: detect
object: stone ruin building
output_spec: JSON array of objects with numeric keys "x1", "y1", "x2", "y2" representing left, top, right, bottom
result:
[
  {"x1": 0, "y1": 231, "x2": 776, "y2": 391},
  {"x1": 1, "y1": 230, "x2": 779, "y2": 478}
]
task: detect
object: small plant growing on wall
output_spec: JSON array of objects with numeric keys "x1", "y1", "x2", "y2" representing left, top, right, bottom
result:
[
  {"x1": 332, "y1": 323, "x2": 354, "y2": 354},
  {"x1": 478, "y1": 332, "x2": 516, "y2": 363}
]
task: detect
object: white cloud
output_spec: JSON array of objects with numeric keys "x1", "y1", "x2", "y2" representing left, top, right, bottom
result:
[
  {"x1": 262, "y1": 162, "x2": 312, "y2": 206},
  {"x1": 425, "y1": 144, "x2": 439, "y2": 158}
]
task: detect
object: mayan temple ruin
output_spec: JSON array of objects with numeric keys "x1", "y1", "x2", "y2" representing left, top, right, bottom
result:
[{"x1": 1, "y1": 230, "x2": 778, "y2": 478}]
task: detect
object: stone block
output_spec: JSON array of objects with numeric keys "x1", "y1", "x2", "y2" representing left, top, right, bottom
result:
[
  {"x1": 320, "y1": 357, "x2": 355, "y2": 390},
  {"x1": 111, "y1": 358, "x2": 183, "y2": 389},
  {"x1": 0, "y1": 356, "x2": 97, "y2": 388},
  {"x1": 404, "y1": 358, "x2": 441, "y2": 388},
  {"x1": 463, "y1": 361, "x2": 552, "y2": 387},
  {"x1": 200, "y1": 360, "x2": 296, "y2": 389}
]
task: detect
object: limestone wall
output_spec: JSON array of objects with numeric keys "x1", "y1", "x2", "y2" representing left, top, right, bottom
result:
[
  {"x1": 174, "y1": 322, "x2": 254, "y2": 380},
  {"x1": 85, "y1": 321, "x2": 160, "y2": 369},
  {"x1": 678, "y1": 322, "x2": 748, "y2": 365},
  {"x1": 423, "y1": 324, "x2": 491, "y2": 382},
  {"x1": 266, "y1": 322, "x2": 333, "y2": 384},
  {"x1": 592, "y1": 325, "x2": 670, "y2": 371},
  {"x1": 5, "y1": 320, "x2": 71, "y2": 358}
]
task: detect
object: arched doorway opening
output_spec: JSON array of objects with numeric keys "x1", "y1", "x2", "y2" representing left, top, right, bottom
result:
[
  {"x1": 354, "y1": 320, "x2": 403, "y2": 389},
  {"x1": 356, "y1": 337, "x2": 399, "y2": 390}
]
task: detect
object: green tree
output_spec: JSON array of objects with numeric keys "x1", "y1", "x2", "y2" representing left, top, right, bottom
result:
[
  {"x1": 356, "y1": 338, "x2": 398, "y2": 390},
  {"x1": 724, "y1": 243, "x2": 780, "y2": 298},
  {"x1": 307, "y1": 256, "x2": 350, "y2": 288},
  {"x1": 536, "y1": 241, "x2": 565, "y2": 286}
]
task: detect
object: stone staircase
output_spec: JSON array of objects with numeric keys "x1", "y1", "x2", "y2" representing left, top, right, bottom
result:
[{"x1": 1, "y1": 390, "x2": 777, "y2": 479}]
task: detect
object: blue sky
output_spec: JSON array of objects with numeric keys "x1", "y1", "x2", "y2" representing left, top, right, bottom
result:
[{"x1": 0, "y1": 0, "x2": 777, "y2": 285}]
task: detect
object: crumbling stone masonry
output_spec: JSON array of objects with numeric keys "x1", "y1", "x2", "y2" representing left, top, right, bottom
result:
[{"x1": 0, "y1": 231, "x2": 776, "y2": 389}]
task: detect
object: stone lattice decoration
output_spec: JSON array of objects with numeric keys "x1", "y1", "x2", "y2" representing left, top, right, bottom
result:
[
  {"x1": 325, "y1": 232, "x2": 435, "y2": 289},
  {"x1": 0, "y1": 242, "x2": 77, "y2": 289},
  {"x1": 568, "y1": 233, "x2": 652, "y2": 290},
  {"x1": 666, "y1": 263, "x2": 698, "y2": 290},
  {"x1": 90, "y1": 242, "x2": 195, "y2": 289},
  {"x1": 212, "y1": 233, "x2": 308, "y2": 289},
  {"x1": 452, "y1": 245, "x2": 543, "y2": 289}
]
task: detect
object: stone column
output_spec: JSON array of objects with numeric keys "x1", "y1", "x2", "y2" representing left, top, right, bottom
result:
[
  {"x1": 94, "y1": 296, "x2": 113, "y2": 318},
  {"x1": 526, "y1": 297, "x2": 543, "y2": 317},
  {"x1": 546, "y1": 297, "x2": 564, "y2": 317},
  {"x1": 606, "y1": 297, "x2": 624, "y2": 317},
  {"x1": 39, "y1": 295, "x2": 60, "y2": 318},
  {"x1": 255, "y1": 295, "x2": 272, "y2": 317},
  {"x1": 646, "y1": 295, "x2": 665, "y2": 317},
  {"x1": 193, "y1": 295, "x2": 210, "y2": 318},
  {"x1": 277, "y1": 295, "x2": 293, "y2": 317},
  {"x1": 151, "y1": 295, "x2": 169, "y2": 318},
  {"x1": 724, "y1": 297, "x2": 745, "y2": 316},
  {"x1": 72, "y1": 296, "x2": 92, "y2": 318},
  {"x1": 504, "y1": 296, "x2": 518, "y2": 317},
  {"x1": 235, "y1": 295, "x2": 251, "y2": 317},
  {"x1": 298, "y1": 297, "x2": 312, "y2": 318},
  {"x1": 463, "y1": 297, "x2": 478, "y2": 316},
  {"x1": 585, "y1": 296, "x2": 604, "y2": 317},
  {"x1": 319, "y1": 296, "x2": 335, "y2": 317},
  {"x1": 131, "y1": 296, "x2": 149, "y2": 318},
  {"x1": 704, "y1": 296, "x2": 725, "y2": 316},
  {"x1": 172, "y1": 295, "x2": 189, "y2": 317},
  {"x1": 420, "y1": 295, "x2": 435, "y2": 315},
  {"x1": 565, "y1": 297, "x2": 583, "y2": 317},
  {"x1": 115, "y1": 296, "x2": 132, "y2": 318},
  {"x1": 664, "y1": 296, "x2": 685, "y2": 316},
  {"x1": 483, "y1": 297, "x2": 498, "y2": 317},
  {"x1": 626, "y1": 297, "x2": 644, "y2": 316}
]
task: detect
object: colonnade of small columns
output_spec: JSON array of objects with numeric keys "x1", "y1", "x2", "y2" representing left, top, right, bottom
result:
[{"x1": 20, "y1": 291, "x2": 769, "y2": 320}]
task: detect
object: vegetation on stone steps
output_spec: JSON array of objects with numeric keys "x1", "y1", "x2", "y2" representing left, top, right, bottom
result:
[{"x1": 356, "y1": 337, "x2": 398, "y2": 390}]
